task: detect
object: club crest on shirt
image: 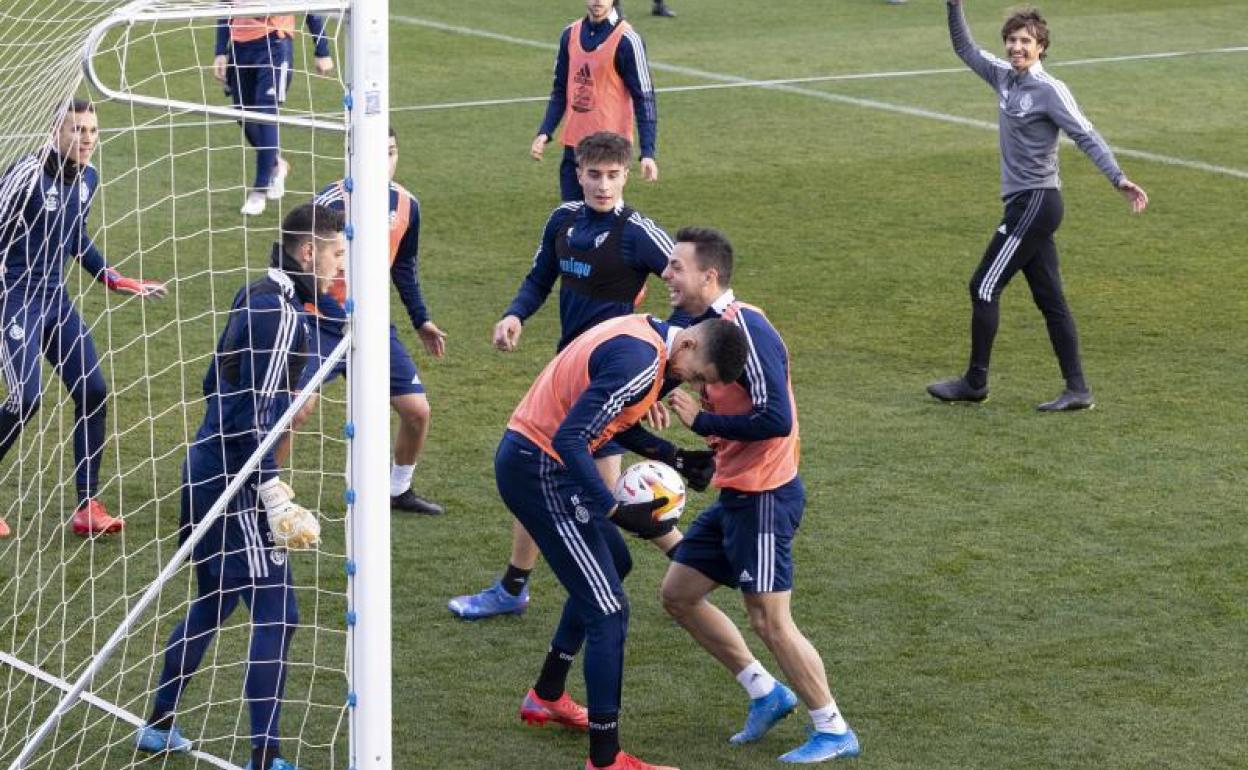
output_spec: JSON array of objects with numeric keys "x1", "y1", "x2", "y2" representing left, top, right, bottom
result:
[
  {"x1": 79, "y1": 181, "x2": 90, "y2": 204},
  {"x1": 8, "y1": 323, "x2": 24, "y2": 341},
  {"x1": 43, "y1": 186, "x2": 59, "y2": 212},
  {"x1": 270, "y1": 548, "x2": 287, "y2": 566},
  {"x1": 1019, "y1": 93, "x2": 1034, "y2": 114}
]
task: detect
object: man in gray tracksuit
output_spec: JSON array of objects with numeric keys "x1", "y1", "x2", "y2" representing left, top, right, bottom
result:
[{"x1": 928, "y1": 0, "x2": 1149, "y2": 411}]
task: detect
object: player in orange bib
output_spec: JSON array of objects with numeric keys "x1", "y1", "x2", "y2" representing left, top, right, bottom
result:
[
  {"x1": 658, "y1": 228, "x2": 861, "y2": 764},
  {"x1": 531, "y1": 1, "x2": 659, "y2": 201},
  {"x1": 497, "y1": 313, "x2": 747, "y2": 770}
]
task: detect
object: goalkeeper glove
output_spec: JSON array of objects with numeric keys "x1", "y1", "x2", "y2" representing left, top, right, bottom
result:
[
  {"x1": 668, "y1": 448, "x2": 716, "y2": 492},
  {"x1": 103, "y1": 269, "x2": 167, "y2": 299},
  {"x1": 258, "y1": 477, "x2": 321, "y2": 550},
  {"x1": 611, "y1": 498, "x2": 675, "y2": 540}
]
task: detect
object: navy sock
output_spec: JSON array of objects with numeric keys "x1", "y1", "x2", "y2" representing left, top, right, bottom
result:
[
  {"x1": 501, "y1": 563, "x2": 532, "y2": 597},
  {"x1": 534, "y1": 646, "x2": 575, "y2": 701},
  {"x1": 588, "y1": 711, "x2": 621, "y2": 768}
]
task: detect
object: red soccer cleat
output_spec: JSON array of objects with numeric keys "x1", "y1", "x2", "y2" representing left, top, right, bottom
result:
[
  {"x1": 0, "y1": 517, "x2": 11, "y2": 539},
  {"x1": 71, "y1": 499, "x2": 124, "y2": 537},
  {"x1": 519, "y1": 688, "x2": 589, "y2": 731},
  {"x1": 585, "y1": 751, "x2": 679, "y2": 770}
]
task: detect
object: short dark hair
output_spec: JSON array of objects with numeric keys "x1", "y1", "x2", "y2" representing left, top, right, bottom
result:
[
  {"x1": 697, "y1": 319, "x2": 749, "y2": 385},
  {"x1": 676, "y1": 226, "x2": 734, "y2": 288},
  {"x1": 63, "y1": 98, "x2": 94, "y2": 117},
  {"x1": 281, "y1": 203, "x2": 345, "y2": 257},
  {"x1": 575, "y1": 131, "x2": 632, "y2": 168},
  {"x1": 1001, "y1": 7, "x2": 1050, "y2": 58}
]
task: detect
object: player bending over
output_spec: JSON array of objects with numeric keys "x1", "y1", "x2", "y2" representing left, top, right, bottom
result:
[
  {"x1": 659, "y1": 228, "x2": 860, "y2": 763},
  {"x1": 0, "y1": 99, "x2": 165, "y2": 540},
  {"x1": 134, "y1": 203, "x2": 342, "y2": 770},
  {"x1": 499, "y1": 313, "x2": 747, "y2": 770},
  {"x1": 449, "y1": 131, "x2": 707, "y2": 619}
]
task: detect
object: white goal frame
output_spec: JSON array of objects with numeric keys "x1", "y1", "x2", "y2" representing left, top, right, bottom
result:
[{"x1": 2, "y1": 1, "x2": 393, "y2": 768}]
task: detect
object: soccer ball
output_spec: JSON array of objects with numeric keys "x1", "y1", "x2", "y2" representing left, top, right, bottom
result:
[{"x1": 614, "y1": 461, "x2": 686, "y2": 522}]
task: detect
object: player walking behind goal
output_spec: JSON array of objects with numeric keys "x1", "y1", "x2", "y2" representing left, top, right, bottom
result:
[
  {"x1": 214, "y1": 12, "x2": 334, "y2": 216},
  {"x1": 0, "y1": 99, "x2": 166, "y2": 540},
  {"x1": 135, "y1": 204, "x2": 343, "y2": 770},
  {"x1": 926, "y1": 1, "x2": 1148, "y2": 411}
]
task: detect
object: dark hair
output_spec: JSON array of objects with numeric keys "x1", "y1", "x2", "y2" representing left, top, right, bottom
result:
[
  {"x1": 281, "y1": 203, "x2": 345, "y2": 257},
  {"x1": 676, "y1": 226, "x2": 734, "y2": 288},
  {"x1": 63, "y1": 98, "x2": 94, "y2": 116},
  {"x1": 1001, "y1": 7, "x2": 1050, "y2": 58},
  {"x1": 575, "y1": 131, "x2": 632, "y2": 168},
  {"x1": 697, "y1": 319, "x2": 749, "y2": 385},
  {"x1": 389, "y1": 126, "x2": 396, "y2": 140}
]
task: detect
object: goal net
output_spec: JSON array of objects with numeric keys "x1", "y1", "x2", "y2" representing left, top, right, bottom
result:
[{"x1": 0, "y1": 1, "x2": 390, "y2": 769}]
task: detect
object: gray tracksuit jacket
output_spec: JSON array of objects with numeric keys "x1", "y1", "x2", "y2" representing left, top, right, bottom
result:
[{"x1": 948, "y1": 1, "x2": 1125, "y2": 197}]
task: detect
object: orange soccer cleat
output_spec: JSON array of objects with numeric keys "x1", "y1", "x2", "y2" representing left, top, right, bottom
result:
[
  {"x1": 585, "y1": 751, "x2": 679, "y2": 770},
  {"x1": 519, "y1": 688, "x2": 589, "y2": 731},
  {"x1": 71, "y1": 499, "x2": 124, "y2": 537}
]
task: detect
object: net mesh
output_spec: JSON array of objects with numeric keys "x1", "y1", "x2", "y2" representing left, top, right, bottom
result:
[{"x1": 0, "y1": 3, "x2": 354, "y2": 768}]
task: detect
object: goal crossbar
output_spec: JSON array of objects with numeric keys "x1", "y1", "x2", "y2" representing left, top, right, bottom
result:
[{"x1": 82, "y1": 0, "x2": 349, "y2": 132}]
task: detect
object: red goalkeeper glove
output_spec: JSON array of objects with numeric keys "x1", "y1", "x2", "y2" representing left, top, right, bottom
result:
[{"x1": 103, "y1": 269, "x2": 167, "y2": 299}]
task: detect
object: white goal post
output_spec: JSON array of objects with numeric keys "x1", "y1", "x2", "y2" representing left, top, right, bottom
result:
[{"x1": 0, "y1": 0, "x2": 392, "y2": 768}]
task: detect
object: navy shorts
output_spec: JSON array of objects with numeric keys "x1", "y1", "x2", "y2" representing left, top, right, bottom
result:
[
  {"x1": 302, "y1": 322, "x2": 424, "y2": 397},
  {"x1": 225, "y1": 35, "x2": 293, "y2": 109},
  {"x1": 674, "y1": 476, "x2": 805, "y2": 593},
  {"x1": 495, "y1": 430, "x2": 632, "y2": 620}
]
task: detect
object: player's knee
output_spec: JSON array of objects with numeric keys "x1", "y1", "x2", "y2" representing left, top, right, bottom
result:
[
  {"x1": 659, "y1": 580, "x2": 694, "y2": 619},
  {"x1": 746, "y1": 603, "x2": 789, "y2": 645},
  {"x1": 79, "y1": 374, "x2": 108, "y2": 413},
  {"x1": 394, "y1": 394, "x2": 430, "y2": 430}
]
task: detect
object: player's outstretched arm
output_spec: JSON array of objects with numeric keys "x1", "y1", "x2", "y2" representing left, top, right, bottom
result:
[{"x1": 103, "y1": 268, "x2": 167, "y2": 300}]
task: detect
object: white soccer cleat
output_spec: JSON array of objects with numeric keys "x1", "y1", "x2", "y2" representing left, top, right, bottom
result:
[
  {"x1": 267, "y1": 158, "x2": 289, "y2": 200},
  {"x1": 241, "y1": 191, "x2": 267, "y2": 216}
]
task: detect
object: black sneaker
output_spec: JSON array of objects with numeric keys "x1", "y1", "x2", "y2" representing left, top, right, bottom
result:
[
  {"x1": 926, "y1": 377, "x2": 989, "y2": 403},
  {"x1": 391, "y1": 489, "x2": 445, "y2": 515},
  {"x1": 1036, "y1": 389, "x2": 1094, "y2": 412},
  {"x1": 652, "y1": 1, "x2": 676, "y2": 17}
]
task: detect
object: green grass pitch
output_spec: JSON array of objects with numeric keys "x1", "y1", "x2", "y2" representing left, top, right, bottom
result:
[{"x1": 3, "y1": 1, "x2": 1248, "y2": 769}]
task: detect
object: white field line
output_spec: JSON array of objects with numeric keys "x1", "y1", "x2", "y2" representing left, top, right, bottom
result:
[{"x1": 393, "y1": 14, "x2": 1248, "y2": 181}]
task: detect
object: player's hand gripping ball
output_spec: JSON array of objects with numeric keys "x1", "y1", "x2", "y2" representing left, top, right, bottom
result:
[{"x1": 614, "y1": 461, "x2": 686, "y2": 522}]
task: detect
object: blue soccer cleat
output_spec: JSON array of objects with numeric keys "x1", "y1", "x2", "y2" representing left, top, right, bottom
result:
[
  {"x1": 447, "y1": 579, "x2": 529, "y2": 620},
  {"x1": 244, "y1": 758, "x2": 300, "y2": 770},
  {"x1": 134, "y1": 724, "x2": 193, "y2": 754},
  {"x1": 778, "y1": 727, "x2": 860, "y2": 763},
  {"x1": 729, "y1": 682, "x2": 799, "y2": 744}
]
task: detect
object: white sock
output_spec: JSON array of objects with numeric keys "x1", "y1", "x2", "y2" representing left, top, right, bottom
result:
[
  {"x1": 735, "y1": 660, "x2": 776, "y2": 700},
  {"x1": 389, "y1": 463, "x2": 415, "y2": 497},
  {"x1": 809, "y1": 700, "x2": 848, "y2": 735}
]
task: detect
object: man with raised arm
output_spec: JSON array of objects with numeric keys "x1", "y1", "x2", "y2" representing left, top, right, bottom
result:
[{"x1": 926, "y1": 1, "x2": 1148, "y2": 411}]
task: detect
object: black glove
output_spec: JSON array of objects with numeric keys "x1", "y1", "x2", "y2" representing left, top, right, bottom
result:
[
  {"x1": 672, "y1": 449, "x2": 715, "y2": 492},
  {"x1": 611, "y1": 498, "x2": 675, "y2": 540}
]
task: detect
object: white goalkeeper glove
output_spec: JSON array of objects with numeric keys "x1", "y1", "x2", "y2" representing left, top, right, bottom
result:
[{"x1": 258, "y1": 477, "x2": 321, "y2": 550}]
